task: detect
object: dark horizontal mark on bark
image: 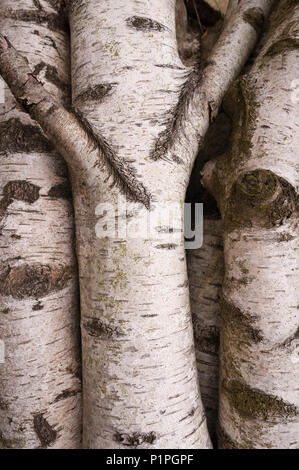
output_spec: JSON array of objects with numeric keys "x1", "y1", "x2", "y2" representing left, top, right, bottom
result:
[
  {"x1": 48, "y1": 183, "x2": 72, "y2": 199},
  {"x1": 179, "y1": 407, "x2": 195, "y2": 422},
  {"x1": 4, "y1": 7, "x2": 67, "y2": 33},
  {"x1": 73, "y1": 109, "x2": 151, "y2": 209},
  {"x1": 149, "y1": 69, "x2": 201, "y2": 162},
  {"x1": 264, "y1": 37, "x2": 299, "y2": 57},
  {"x1": 0, "y1": 180, "x2": 40, "y2": 222},
  {"x1": 155, "y1": 243, "x2": 177, "y2": 250},
  {"x1": 32, "y1": 301, "x2": 44, "y2": 311},
  {"x1": 33, "y1": 413, "x2": 57, "y2": 448},
  {"x1": 2, "y1": 180, "x2": 40, "y2": 204},
  {"x1": 126, "y1": 16, "x2": 167, "y2": 32},
  {"x1": 223, "y1": 379, "x2": 298, "y2": 422},
  {"x1": 74, "y1": 83, "x2": 118, "y2": 104},
  {"x1": 83, "y1": 317, "x2": 124, "y2": 340},
  {"x1": 221, "y1": 294, "x2": 263, "y2": 343},
  {"x1": 225, "y1": 170, "x2": 298, "y2": 232},
  {"x1": 114, "y1": 431, "x2": 157, "y2": 448},
  {"x1": 0, "y1": 118, "x2": 53, "y2": 154},
  {"x1": 32, "y1": 61, "x2": 69, "y2": 96},
  {"x1": 0, "y1": 263, "x2": 74, "y2": 299},
  {"x1": 53, "y1": 388, "x2": 80, "y2": 403},
  {"x1": 192, "y1": 321, "x2": 219, "y2": 355},
  {"x1": 243, "y1": 7, "x2": 265, "y2": 34},
  {"x1": 155, "y1": 64, "x2": 184, "y2": 70}
]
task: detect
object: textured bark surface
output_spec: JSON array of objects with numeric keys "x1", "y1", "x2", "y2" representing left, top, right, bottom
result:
[
  {"x1": 0, "y1": 0, "x2": 276, "y2": 449},
  {"x1": 202, "y1": 0, "x2": 299, "y2": 449},
  {"x1": 0, "y1": 0, "x2": 81, "y2": 449},
  {"x1": 69, "y1": 0, "x2": 211, "y2": 449},
  {"x1": 186, "y1": 113, "x2": 231, "y2": 442}
]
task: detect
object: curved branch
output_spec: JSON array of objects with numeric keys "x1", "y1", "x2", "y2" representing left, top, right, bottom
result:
[
  {"x1": 151, "y1": 0, "x2": 274, "y2": 167},
  {"x1": 0, "y1": 35, "x2": 151, "y2": 208}
]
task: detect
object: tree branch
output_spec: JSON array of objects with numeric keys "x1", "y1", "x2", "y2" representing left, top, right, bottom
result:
[
  {"x1": 151, "y1": 0, "x2": 274, "y2": 168},
  {"x1": 0, "y1": 35, "x2": 151, "y2": 208}
]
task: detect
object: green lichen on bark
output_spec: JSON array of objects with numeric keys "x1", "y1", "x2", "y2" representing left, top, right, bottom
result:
[
  {"x1": 224, "y1": 169, "x2": 298, "y2": 232},
  {"x1": 222, "y1": 76, "x2": 260, "y2": 159},
  {"x1": 223, "y1": 379, "x2": 298, "y2": 421},
  {"x1": 221, "y1": 295, "x2": 263, "y2": 344}
]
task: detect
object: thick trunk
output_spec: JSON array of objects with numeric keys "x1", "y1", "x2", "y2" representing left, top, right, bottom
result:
[
  {"x1": 202, "y1": 0, "x2": 299, "y2": 449},
  {"x1": 69, "y1": 0, "x2": 211, "y2": 449},
  {"x1": 0, "y1": 0, "x2": 81, "y2": 449}
]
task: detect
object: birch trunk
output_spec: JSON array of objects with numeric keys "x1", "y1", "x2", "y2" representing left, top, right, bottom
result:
[
  {"x1": 0, "y1": 0, "x2": 81, "y2": 449},
  {"x1": 0, "y1": 0, "x2": 274, "y2": 449},
  {"x1": 68, "y1": 0, "x2": 211, "y2": 449},
  {"x1": 202, "y1": 0, "x2": 299, "y2": 448},
  {"x1": 187, "y1": 113, "x2": 230, "y2": 442}
]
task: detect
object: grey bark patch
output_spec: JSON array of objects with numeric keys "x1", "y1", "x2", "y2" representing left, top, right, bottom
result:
[
  {"x1": 0, "y1": 429, "x2": 25, "y2": 449},
  {"x1": 53, "y1": 389, "x2": 80, "y2": 403},
  {"x1": 3, "y1": 180, "x2": 40, "y2": 204},
  {"x1": 83, "y1": 318, "x2": 124, "y2": 340},
  {"x1": 225, "y1": 170, "x2": 299, "y2": 232},
  {"x1": 193, "y1": 323, "x2": 219, "y2": 355},
  {"x1": 0, "y1": 263, "x2": 74, "y2": 299},
  {"x1": 114, "y1": 431, "x2": 156, "y2": 447},
  {"x1": 32, "y1": 62, "x2": 69, "y2": 95},
  {"x1": 126, "y1": 16, "x2": 167, "y2": 32},
  {"x1": 0, "y1": 181, "x2": 40, "y2": 221},
  {"x1": 0, "y1": 399, "x2": 8, "y2": 410},
  {"x1": 48, "y1": 183, "x2": 71, "y2": 199},
  {"x1": 223, "y1": 379, "x2": 298, "y2": 421},
  {"x1": 4, "y1": 8, "x2": 67, "y2": 32},
  {"x1": 0, "y1": 118, "x2": 53, "y2": 154},
  {"x1": 243, "y1": 7, "x2": 265, "y2": 34},
  {"x1": 74, "y1": 83, "x2": 117, "y2": 104},
  {"x1": 221, "y1": 295, "x2": 263, "y2": 343},
  {"x1": 150, "y1": 69, "x2": 201, "y2": 161},
  {"x1": 33, "y1": 414, "x2": 57, "y2": 448}
]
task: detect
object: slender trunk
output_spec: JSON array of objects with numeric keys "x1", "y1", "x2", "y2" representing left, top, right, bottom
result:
[
  {"x1": 0, "y1": 0, "x2": 81, "y2": 449},
  {"x1": 186, "y1": 113, "x2": 230, "y2": 442},
  {"x1": 202, "y1": 0, "x2": 299, "y2": 448}
]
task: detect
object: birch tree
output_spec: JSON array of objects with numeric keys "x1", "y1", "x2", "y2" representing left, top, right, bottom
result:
[
  {"x1": 0, "y1": 0, "x2": 287, "y2": 449},
  {"x1": 202, "y1": 0, "x2": 299, "y2": 448},
  {"x1": 0, "y1": 0, "x2": 81, "y2": 449}
]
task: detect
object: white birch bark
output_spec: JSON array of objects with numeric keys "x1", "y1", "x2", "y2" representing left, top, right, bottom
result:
[
  {"x1": 68, "y1": 0, "x2": 211, "y2": 449},
  {"x1": 202, "y1": 0, "x2": 299, "y2": 448},
  {"x1": 0, "y1": 0, "x2": 81, "y2": 449},
  {"x1": 0, "y1": 0, "x2": 274, "y2": 449}
]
